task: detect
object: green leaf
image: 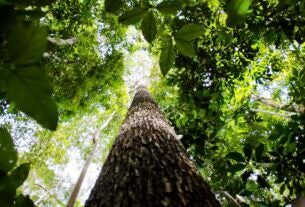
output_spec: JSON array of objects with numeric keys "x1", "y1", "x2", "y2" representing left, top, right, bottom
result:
[
  {"x1": 241, "y1": 170, "x2": 253, "y2": 182},
  {"x1": 174, "y1": 24, "x2": 205, "y2": 41},
  {"x1": 0, "y1": 174, "x2": 16, "y2": 205},
  {"x1": 8, "y1": 23, "x2": 47, "y2": 65},
  {"x1": 10, "y1": 163, "x2": 30, "y2": 188},
  {"x1": 228, "y1": 163, "x2": 246, "y2": 174},
  {"x1": 226, "y1": 152, "x2": 245, "y2": 162},
  {"x1": 175, "y1": 38, "x2": 196, "y2": 58},
  {"x1": 104, "y1": 0, "x2": 123, "y2": 13},
  {"x1": 141, "y1": 10, "x2": 157, "y2": 43},
  {"x1": 0, "y1": 127, "x2": 17, "y2": 173},
  {"x1": 257, "y1": 175, "x2": 270, "y2": 189},
  {"x1": 243, "y1": 143, "x2": 252, "y2": 161},
  {"x1": 255, "y1": 144, "x2": 264, "y2": 162},
  {"x1": 159, "y1": 36, "x2": 176, "y2": 76},
  {"x1": 118, "y1": 7, "x2": 148, "y2": 25},
  {"x1": 15, "y1": 194, "x2": 35, "y2": 207},
  {"x1": 156, "y1": 0, "x2": 183, "y2": 14},
  {"x1": 226, "y1": 0, "x2": 252, "y2": 27},
  {"x1": 6, "y1": 66, "x2": 58, "y2": 130}
]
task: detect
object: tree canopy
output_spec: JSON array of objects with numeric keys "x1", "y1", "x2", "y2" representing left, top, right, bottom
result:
[{"x1": 0, "y1": 0, "x2": 305, "y2": 206}]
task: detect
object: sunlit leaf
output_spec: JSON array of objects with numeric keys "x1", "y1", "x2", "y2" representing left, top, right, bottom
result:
[
  {"x1": 226, "y1": 0, "x2": 252, "y2": 27},
  {"x1": 141, "y1": 10, "x2": 157, "y2": 43},
  {"x1": 6, "y1": 66, "x2": 58, "y2": 130},
  {"x1": 174, "y1": 24, "x2": 205, "y2": 41},
  {"x1": 156, "y1": 0, "x2": 183, "y2": 14},
  {"x1": 175, "y1": 38, "x2": 196, "y2": 58},
  {"x1": 118, "y1": 7, "x2": 148, "y2": 25},
  {"x1": 159, "y1": 36, "x2": 175, "y2": 76},
  {"x1": 0, "y1": 127, "x2": 17, "y2": 173},
  {"x1": 8, "y1": 23, "x2": 47, "y2": 65}
]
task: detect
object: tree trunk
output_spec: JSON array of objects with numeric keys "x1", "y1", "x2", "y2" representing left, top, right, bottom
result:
[{"x1": 85, "y1": 85, "x2": 220, "y2": 207}]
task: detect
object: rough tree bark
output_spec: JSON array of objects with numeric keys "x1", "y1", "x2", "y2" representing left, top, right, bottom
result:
[{"x1": 85, "y1": 85, "x2": 220, "y2": 207}]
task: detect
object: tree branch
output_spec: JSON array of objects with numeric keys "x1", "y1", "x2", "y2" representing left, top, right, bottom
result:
[
  {"x1": 250, "y1": 108, "x2": 295, "y2": 118},
  {"x1": 47, "y1": 37, "x2": 77, "y2": 46},
  {"x1": 251, "y1": 94, "x2": 304, "y2": 113}
]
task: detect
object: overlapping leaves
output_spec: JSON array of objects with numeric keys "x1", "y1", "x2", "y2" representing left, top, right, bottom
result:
[
  {"x1": 106, "y1": 0, "x2": 206, "y2": 76},
  {"x1": 0, "y1": 127, "x2": 34, "y2": 206},
  {"x1": 1, "y1": 22, "x2": 58, "y2": 130}
]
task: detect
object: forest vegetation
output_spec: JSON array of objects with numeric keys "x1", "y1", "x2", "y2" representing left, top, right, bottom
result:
[{"x1": 0, "y1": 0, "x2": 305, "y2": 206}]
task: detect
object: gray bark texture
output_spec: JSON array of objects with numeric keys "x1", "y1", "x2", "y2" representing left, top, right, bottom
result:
[{"x1": 85, "y1": 86, "x2": 220, "y2": 207}]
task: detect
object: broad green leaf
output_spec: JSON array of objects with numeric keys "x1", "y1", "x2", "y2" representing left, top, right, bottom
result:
[
  {"x1": 175, "y1": 38, "x2": 196, "y2": 58},
  {"x1": 6, "y1": 66, "x2": 58, "y2": 130},
  {"x1": 0, "y1": 127, "x2": 17, "y2": 173},
  {"x1": 10, "y1": 163, "x2": 30, "y2": 188},
  {"x1": 8, "y1": 23, "x2": 47, "y2": 65},
  {"x1": 226, "y1": 0, "x2": 252, "y2": 27},
  {"x1": 228, "y1": 163, "x2": 246, "y2": 174},
  {"x1": 15, "y1": 195, "x2": 35, "y2": 207},
  {"x1": 104, "y1": 0, "x2": 123, "y2": 13},
  {"x1": 141, "y1": 10, "x2": 157, "y2": 43},
  {"x1": 159, "y1": 36, "x2": 176, "y2": 76},
  {"x1": 174, "y1": 24, "x2": 205, "y2": 41},
  {"x1": 226, "y1": 152, "x2": 245, "y2": 162},
  {"x1": 156, "y1": 0, "x2": 183, "y2": 14},
  {"x1": 118, "y1": 7, "x2": 148, "y2": 25}
]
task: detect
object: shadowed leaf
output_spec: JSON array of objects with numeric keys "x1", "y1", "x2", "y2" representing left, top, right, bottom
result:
[
  {"x1": 159, "y1": 36, "x2": 175, "y2": 76},
  {"x1": 15, "y1": 194, "x2": 35, "y2": 207},
  {"x1": 8, "y1": 23, "x2": 47, "y2": 65},
  {"x1": 104, "y1": 0, "x2": 123, "y2": 13},
  {"x1": 11, "y1": 163, "x2": 30, "y2": 188},
  {"x1": 226, "y1": 0, "x2": 252, "y2": 27},
  {"x1": 156, "y1": 0, "x2": 183, "y2": 14},
  {"x1": 226, "y1": 152, "x2": 245, "y2": 162},
  {"x1": 0, "y1": 128, "x2": 17, "y2": 173},
  {"x1": 118, "y1": 7, "x2": 148, "y2": 25},
  {"x1": 141, "y1": 10, "x2": 157, "y2": 43},
  {"x1": 175, "y1": 38, "x2": 196, "y2": 58},
  {"x1": 174, "y1": 24, "x2": 205, "y2": 41},
  {"x1": 6, "y1": 66, "x2": 58, "y2": 130}
]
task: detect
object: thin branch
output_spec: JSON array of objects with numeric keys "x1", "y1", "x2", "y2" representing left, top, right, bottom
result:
[
  {"x1": 218, "y1": 191, "x2": 241, "y2": 207},
  {"x1": 47, "y1": 37, "x2": 77, "y2": 46},
  {"x1": 251, "y1": 94, "x2": 304, "y2": 113},
  {"x1": 250, "y1": 108, "x2": 294, "y2": 118}
]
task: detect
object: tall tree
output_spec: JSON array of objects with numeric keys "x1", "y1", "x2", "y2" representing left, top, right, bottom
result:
[{"x1": 85, "y1": 85, "x2": 220, "y2": 207}]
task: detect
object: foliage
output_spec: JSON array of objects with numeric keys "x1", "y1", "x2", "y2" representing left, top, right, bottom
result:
[
  {"x1": 0, "y1": 127, "x2": 33, "y2": 206},
  {"x1": 1, "y1": 0, "x2": 305, "y2": 206}
]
